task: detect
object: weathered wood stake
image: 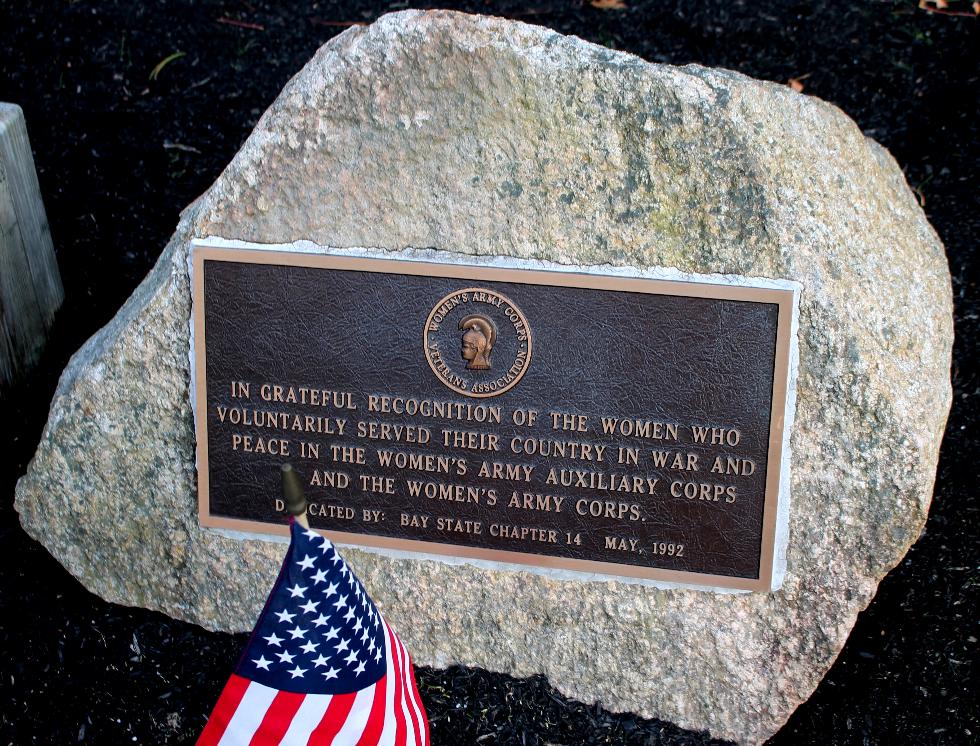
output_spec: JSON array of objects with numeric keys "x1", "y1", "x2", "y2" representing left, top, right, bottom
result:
[{"x1": 0, "y1": 103, "x2": 63, "y2": 388}]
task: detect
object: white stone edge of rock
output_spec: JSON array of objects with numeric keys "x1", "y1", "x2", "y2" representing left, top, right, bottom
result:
[{"x1": 188, "y1": 235, "x2": 801, "y2": 596}]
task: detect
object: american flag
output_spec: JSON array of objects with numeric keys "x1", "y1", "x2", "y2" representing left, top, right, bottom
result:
[{"x1": 197, "y1": 521, "x2": 429, "y2": 745}]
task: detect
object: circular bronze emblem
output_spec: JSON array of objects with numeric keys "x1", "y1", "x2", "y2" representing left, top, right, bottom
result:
[{"x1": 424, "y1": 287, "x2": 532, "y2": 398}]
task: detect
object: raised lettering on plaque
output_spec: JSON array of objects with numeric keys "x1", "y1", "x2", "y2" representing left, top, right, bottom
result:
[{"x1": 192, "y1": 241, "x2": 797, "y2": 591}]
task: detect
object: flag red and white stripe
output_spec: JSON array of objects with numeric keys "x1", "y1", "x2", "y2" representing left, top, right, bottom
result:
[
  {"x1": 197, "y1": 522, "x2": 429, "y2": 745},
  {"x1": 198, "y1": 622, "x2": 428, "y2": 745}
]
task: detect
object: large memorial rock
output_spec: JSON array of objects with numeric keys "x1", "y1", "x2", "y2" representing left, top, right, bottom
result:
[{"x1": 15, "y1": 10, "x2": 952, "y2": 743}]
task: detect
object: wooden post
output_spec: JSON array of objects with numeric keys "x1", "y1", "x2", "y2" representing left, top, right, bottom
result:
[{"x1": 0, "y1": 103, "x2": 63, "y2": 388}]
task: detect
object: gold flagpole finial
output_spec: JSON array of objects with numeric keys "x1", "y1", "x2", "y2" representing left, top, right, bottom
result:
[{"x1": 280, "y1": 463, "x2": 309, "y2": 529}]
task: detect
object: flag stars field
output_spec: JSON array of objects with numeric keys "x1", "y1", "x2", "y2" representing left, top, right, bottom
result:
[
  {"x1": 198, "y1": 520, "x2": 428, "y2": 744},
  {"x1": 240, "y1": 528, "x2": 390, "y2": 688}
]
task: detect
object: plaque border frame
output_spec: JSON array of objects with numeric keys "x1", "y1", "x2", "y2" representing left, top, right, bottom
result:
[{"x1": 192, "y1": 241, "x2": 797, "y2": 593}]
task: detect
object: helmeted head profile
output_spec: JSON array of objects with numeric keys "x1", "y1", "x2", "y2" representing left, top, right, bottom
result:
[{"x1": 458, "y1": 314, "x2": 496, "y2": 370}]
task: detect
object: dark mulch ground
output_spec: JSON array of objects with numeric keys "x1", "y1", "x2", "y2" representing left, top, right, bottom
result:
[{"x1": 0, "y1": 1, "x2": 977, "y2": 743}]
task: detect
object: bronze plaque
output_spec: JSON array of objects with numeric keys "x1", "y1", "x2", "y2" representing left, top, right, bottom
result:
[{"x1": 193, "y1": 244, "x2": 796, "y2": 591}]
